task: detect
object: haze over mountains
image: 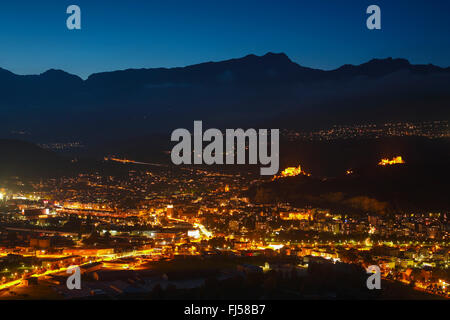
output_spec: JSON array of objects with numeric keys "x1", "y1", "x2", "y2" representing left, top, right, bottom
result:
[{"x1": 1, "y1": 52, "x2": 449, "y2": 144}]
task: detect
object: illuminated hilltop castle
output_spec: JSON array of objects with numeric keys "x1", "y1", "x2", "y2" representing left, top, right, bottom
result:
[
  {"x1": 273, "y1": 165, "x2": 311, "y2": 180},
  {"x1": 378, "y1": 156, "x2": 405, "y2": 166}
]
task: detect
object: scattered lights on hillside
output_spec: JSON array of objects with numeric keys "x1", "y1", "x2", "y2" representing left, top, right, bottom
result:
[{"x1": 378, "y1": 156, "x2": 405, "y2": 166}]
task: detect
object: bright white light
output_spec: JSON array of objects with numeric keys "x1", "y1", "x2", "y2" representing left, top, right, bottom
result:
[
  {"x1": 188, "y1": 230, "x2": 200, "y2": 239},
  {"x1": 268, "y1": 244, "x2": 284, "y2": 250}
]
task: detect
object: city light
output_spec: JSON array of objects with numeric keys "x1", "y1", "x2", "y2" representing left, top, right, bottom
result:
[{"x1": 378, "y1": 156, "x2": 406, "y2": 166}]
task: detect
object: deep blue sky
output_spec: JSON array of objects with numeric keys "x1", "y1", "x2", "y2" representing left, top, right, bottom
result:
[{"x1": 0, "y1": 0, "x2": 449, "y2": 78}]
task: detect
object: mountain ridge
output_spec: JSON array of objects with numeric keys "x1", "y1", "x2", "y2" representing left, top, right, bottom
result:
[
  {"x1": 1, "y1": 52, "x2": 449, "y2": 142},
  {"x1": 1, "y1": 53, "x2": 448, "y2": 81}
]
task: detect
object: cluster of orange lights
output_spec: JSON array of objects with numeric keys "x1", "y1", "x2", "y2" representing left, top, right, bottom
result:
[
  {"x1": 378, "y1": 156, "x2": 405, "y2": 166},
  {"x1": 273, "y1": 165, "x2": 310, "y2": 180}
]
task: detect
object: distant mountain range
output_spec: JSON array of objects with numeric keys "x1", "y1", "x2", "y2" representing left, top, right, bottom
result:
[{"x1": 1, "y1": 52, "x2": 449, "y2": 143}]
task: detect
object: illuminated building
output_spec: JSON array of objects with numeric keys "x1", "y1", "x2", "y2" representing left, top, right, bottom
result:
[
  {"x1": 378, "y1": 156, "x2": 405, "y2": 166},
  {"x1": 273, "y1": 165, "x2": 311, "y2": 180},
  {"x1": 167, "y1": 204, "x2": 174, "y2": 217},
  {"x1": 187, "y1": 229, "x2": 201, "y2": 239},
  {"x1": 280, "y1": 211, "x2": 311, "y2": 221}
]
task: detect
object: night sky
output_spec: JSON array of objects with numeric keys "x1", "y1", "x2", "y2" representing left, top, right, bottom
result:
[{"x1": 0, "y1": 0, "x2": 449, "y2": 78}]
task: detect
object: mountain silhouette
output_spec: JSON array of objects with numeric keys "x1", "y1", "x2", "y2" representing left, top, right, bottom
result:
[{"x1": 0, "y1": 53, "x2": 449, "y2": 142}]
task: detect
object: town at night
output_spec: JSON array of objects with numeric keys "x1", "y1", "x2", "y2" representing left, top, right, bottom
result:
[{"x1": 0, "y1": 0, "x2": 448, "y2": 315}]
